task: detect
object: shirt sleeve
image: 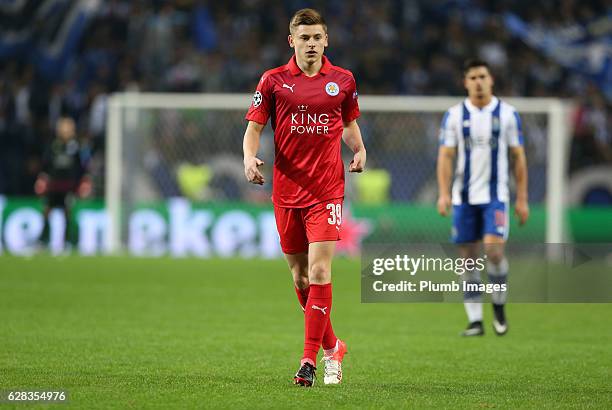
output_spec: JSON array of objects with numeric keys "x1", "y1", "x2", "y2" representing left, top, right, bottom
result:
[
  {"x1": 439, "y1": 109, "x2": 458, "y2": 147},
  {"x1": 245, "y1": 74, "x2": 273, "y2": 125},
  {"x1": 506, "y1": 109, "x2": 524, "y2": 147},
  {"x1": 341, "y1": 75, "x2": 360, "y2": 123}
]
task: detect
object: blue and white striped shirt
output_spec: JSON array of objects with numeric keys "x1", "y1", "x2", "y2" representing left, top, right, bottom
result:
[{"x1": 439, "y1": 96, "x2": 524, "y2": 205}]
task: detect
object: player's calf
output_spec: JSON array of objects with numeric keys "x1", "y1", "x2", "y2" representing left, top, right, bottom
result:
[
  {"x1": 462, "y1": 269, "x2": 484, "y2": 336},
  {"x1": 492, "y1": 304, "x2": 508, "y2": 336},
  {"x1": 488, "y1": 257, "x2": 509, "y2": 336}
]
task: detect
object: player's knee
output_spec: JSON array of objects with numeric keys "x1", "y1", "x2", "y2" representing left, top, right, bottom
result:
[
  {"x1": 308, "y1": 262, "x2": 331, "y2": 284},
  {"x1": 288, "y1": 264, "x2": 309, "y2": 289},
  {"x1": 486, "y1": 251, "x2": 505, "y2": 265},
  {"x1": 293, "y1": 274, "x2": 309, "y2": 289},
  {"x1": 485, "y1": 242, "x2": 505, "y2": 265}
]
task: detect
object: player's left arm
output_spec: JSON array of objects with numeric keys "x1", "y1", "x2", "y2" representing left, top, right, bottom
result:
[
  {"x1": 75, "y1": 142, "x2": 93, "y2": 198},
  {"x1": 508, "y1": 109, "x2": 529, "y2": 225},
  {"x1": 35, "y1": 145, "x2": 52, "y2": 195},
  {"x1": 510, "y1": 146, "x2": 529, "y2": 225},
  {"x1": 342, "y1": 120, "x2": 366, "y2": 173}
]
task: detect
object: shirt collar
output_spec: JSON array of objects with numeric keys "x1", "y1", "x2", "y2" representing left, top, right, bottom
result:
[
  {"x1": 464, "y1": 96, "x2": 499, "y2": 112},
  {"x1": 287, "y1": 55, "x2": 332, "y2": 76}
]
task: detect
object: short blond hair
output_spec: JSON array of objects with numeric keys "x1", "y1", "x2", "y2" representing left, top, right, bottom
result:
[{"x1": 289, "y1": 8, "x2": 327, "y2": 34}]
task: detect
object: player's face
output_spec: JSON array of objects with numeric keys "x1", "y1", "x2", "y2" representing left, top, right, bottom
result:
[
  {"x1": 56, "y1": 118, "x2": 76, "y2": 141},
  {"x1": 464, "y1": 66, "x2": 494, "y2": 100},
  {"x1": 288, "y1": 24, "x2": 328, "y2": 65}
]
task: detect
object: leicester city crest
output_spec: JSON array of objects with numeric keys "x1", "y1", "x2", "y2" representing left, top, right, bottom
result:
[{"x1": 325, "y1": 82, "x2": 340, "y2": 96}]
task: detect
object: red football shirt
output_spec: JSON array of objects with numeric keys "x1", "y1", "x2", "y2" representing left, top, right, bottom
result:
[{"x1": 245, "y1": 55, "x2": 360, "y2": 208}]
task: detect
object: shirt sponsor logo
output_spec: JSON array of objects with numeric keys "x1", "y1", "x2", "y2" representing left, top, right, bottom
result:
[
  {"x1": 290, "y1": 105, "x2": 330, "y2": 135},
  {"x1": 466, "y1": 135, "x2": 498, "y2": 149},
  {"x1": 325, "y1": 82, "x2": 340, "y2": 96}
]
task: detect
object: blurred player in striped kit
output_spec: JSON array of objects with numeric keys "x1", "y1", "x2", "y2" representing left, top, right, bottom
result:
[{"x1": 437, "y1": 59, "x2": 529, "y2": 336}]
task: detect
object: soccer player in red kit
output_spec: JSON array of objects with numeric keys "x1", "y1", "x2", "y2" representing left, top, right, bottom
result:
[{"x1": 243, "y1": 8, "x2": 366, "y2": 387}]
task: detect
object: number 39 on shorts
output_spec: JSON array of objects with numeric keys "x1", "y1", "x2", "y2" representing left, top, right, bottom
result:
[{"x1": 326, "y1": 203, "x2": 342, "y2": 226}]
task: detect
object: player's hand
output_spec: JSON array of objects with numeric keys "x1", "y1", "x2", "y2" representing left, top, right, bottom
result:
[
  {"x1": 78, "y1": 176, "x2": 93, "y2": 198},
  {"x1": 437, "y1": 194, "x2": 451, "y2": 217},
  {"x1": 349, "y1": 149, "x2": 366, "y2": 173},
  {"x1": 244, "y1": 156, "x2": 265, "y2": 185},
  {"x1": 515, "y1": 198, "x2": 529, "y2": 226},
  {"x1": 34, "y1": 175, "x2": 48, "y2": 195}
]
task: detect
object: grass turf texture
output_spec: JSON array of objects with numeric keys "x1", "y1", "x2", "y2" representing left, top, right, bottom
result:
[{"x1": 1, "y1": 256, "x2": 611, "y2": 409}]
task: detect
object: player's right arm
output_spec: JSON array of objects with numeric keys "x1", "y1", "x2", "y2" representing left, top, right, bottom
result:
[
  {"x1": 35, "y1": 146, "x2": 52, "y2": 195},
  {"x1": 437, "y1": 146, "x2": 456, "y2": 216},
  {"x1": 243, "y1": 73, "x2": 273, "y2": 185},
  {"x1": 436, "y1": 110, "x2": 457, "y2": 216},
  {"x1": 243, "y1": 121, "x2": 265, "y2": 185}
]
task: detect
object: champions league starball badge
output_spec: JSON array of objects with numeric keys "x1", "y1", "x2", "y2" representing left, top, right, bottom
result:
[{"x1": 252, "y1": 91, "x2": 263, "y2": 107}]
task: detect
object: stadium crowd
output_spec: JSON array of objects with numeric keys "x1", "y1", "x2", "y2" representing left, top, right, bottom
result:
[{"x1": 0, "y1": 0, "x2": 610, "y2": 196}]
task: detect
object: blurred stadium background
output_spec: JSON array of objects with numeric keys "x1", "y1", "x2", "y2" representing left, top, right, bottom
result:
[
  {"x1": 1, "y1": 1, "x2": 612, "y2": 407},
  {"x1": 0, "y1": 0, "x2": 610, "y2": 256}
]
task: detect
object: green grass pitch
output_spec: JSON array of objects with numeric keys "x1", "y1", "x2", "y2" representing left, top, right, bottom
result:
[{"x1": 1, "y1": 256, "x2": 611, "y2": 408}]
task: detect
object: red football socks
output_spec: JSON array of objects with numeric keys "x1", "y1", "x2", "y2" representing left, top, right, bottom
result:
[
  {"x1": 302, "y1": 283, "x2": 333, "y2": 365},
  {"x1": 294, "y1": 286, "x2": 309, "y2": 312},
  {"x1": 295, "y1": 286, "x2": 338, "y2": 351}
]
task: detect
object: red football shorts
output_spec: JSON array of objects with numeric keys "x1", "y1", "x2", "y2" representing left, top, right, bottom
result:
[{"x1": 274, "y1": 197, "x2": 343, "y2": 254}]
